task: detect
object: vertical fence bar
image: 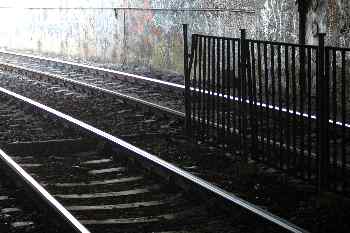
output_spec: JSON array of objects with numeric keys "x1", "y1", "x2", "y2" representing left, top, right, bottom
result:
[
  {"x1": 211, "y1": 38, "x2": 216, "y2": 130},
  {"x1": 232, "y1": 40, "x2": 237, "y2": 133},
  {"x1": 291, "y1": 46, "x2": 297, "y2": 168},
  {"x1": 341, "y1": 50, "x2": 346, "y2": 192},
  {"x1": 307, "y1": 47, "x2": 312, "y2": 179},
  {"x1": 316, "y1": 40, "x2": 321, "y2": 190},
  {"x1": 258, "y1": 42, "x2": 264, "y2": 158},
  {"x1": 263, "y1": 43, "x2": 269, "y2": 162},
  {"x1": 207, "y1": 37, "x2": 211, "y2": 135},
  {"x1": 323, "y1": 39, "x2": 330, "y2": 191},
  {"x1": 192, "y1": 35, "x2": 198, "y2": 130},
  {"x1": 240, "y1": 29, "x2": 247, "y2": 158},
  {"x1": 203, "y1": 36, "x2": 207, "y2": 133},
  {"x1": 237, "y1": 39, "x2": 243, "y2": 153},
  {"x1": 251, "y1": 42, "x2": 258, "y2": 156},
  {"x1": 285, "y1": 46, "x2": 291, "y2": 170},
  {"x1": 317, "y1": 33, "x2": 329, "y2": 192},
  {"x1": 198, "y1": 36, "x2": 203, "y2": 132},
  {"x1": 221, "y1": 38, "x2": 227, "y2": 136},
  {"x1": 216, "y1": 38, "x2": 221, "y2": 133},
  {"x1": 271, "y1": 45, "x2": 276, "y2": 158},
  {"x1": 326, "y1": 48, "x2": 334, "y2": 189},
  {"x1": 246, "y1": 41, "x2": 254, "y2": 156},
  {"x1": 299, "y1": 46, "x2": 306, "y2": 176},
  {"x1": 183, "y1": 24, "x2": 191, "y2": 134},
  {"x1": 330, "y1": 48, "x2": 337, "y2": 188},
  {"x1": 193, "y1": 36, "x2": 198, "y2": 130},
  {"x1": 227, "y1": 39, "x2": 232, "y2": 137},
  {"x1": 315, "y1": 46, "x2": 320, "y2": 184},
  {"x1": 277, "y1": 45, "x2": 283, "y2": 168}
]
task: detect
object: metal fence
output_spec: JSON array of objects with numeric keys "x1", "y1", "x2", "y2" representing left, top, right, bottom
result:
[
  {"x1": 183, "y1": 25, "x2": 350, "y2": 194},
  {"x1": 324, "y1": 46, "x2": 350, "y2": 192}
]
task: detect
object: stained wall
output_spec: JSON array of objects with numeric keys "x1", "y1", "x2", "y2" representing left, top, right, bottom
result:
[{"x1": 0, "y1": 1, "x2": 347, "y2": 73}]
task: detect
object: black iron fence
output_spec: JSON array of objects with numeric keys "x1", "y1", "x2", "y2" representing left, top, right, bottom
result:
[{"x1": 183, "y1": 25, "x2": 350, "y2": 194}]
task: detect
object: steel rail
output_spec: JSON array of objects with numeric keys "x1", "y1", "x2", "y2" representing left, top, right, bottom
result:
[
  {"x1": 0, "y1": 149, "x2": 90, "y2": 233},
  {"x1": 0, "y1": 86, "x2": 309, "y2": 233}
]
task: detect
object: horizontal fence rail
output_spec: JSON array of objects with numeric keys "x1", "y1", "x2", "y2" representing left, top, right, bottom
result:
[{"x1": 183, "y1": 26, "x2": 350, "y2": 195}]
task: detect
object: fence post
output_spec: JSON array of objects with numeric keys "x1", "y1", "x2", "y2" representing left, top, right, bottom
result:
[
  {"x1": 317, "y1": 33, "x2": 329, "y2": 192},
  {"x1": 183, "y1": 24, "x2": 191, "y2": 135},
  {"x1": 240, "y1": 29, "x2": 248, "y2": 158}
]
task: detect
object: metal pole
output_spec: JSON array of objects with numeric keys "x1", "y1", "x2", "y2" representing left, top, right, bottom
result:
[
  {"x1": 183, "y1": 24, "x2": 191, "y2": 135},
  {"x1": 317, "y1": 33, "x2": 329, "y2": 192},
  {"x1": 240, "y1": 29, "x2": 247, "y2": 159}
]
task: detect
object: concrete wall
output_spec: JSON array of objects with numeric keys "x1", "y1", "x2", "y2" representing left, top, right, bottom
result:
[
  {"x1": 327, "y1": 0, "x2": 350, "y2": 47},
  {"x1": 255, "y1": 0, "x2": 299, "y2": 42},
  {"x1": 0, "y1": 1, "x2": 347, "y2": 74},
  {"x1": 0, "y1": 0, "x2": 257, "y2": 73}
]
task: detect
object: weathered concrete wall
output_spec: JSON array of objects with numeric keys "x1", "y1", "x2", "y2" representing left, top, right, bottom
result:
[
  {"x1": 327, "y1": 0, "x2": 350, "y2": 47},
  {"x1": 255, "y1": 0, "x2": 299, "y2": 42},
  {"x1": 0, "y1": 0, "x2": 257, "y2": 73},
  {"x1": 294, "y1": 0, "x2": 350, "y2": 46},
  {"x1": 0, "y1": 0, "x2": 348, "y2": 74}
]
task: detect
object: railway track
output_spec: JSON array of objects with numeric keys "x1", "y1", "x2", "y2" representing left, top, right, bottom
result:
[
  {"x1": 0, "y1": 50, "x2": 345, "y2": 232},
  {"x1": 0, "y1": 50, "x2": 185, "y2": 113},
  {"x1": 1, "y1": 50, "x2": 348, "y2": 125},
  {"x1": 0, "y1": 148, "x2": 89, "y2": 233},
  {"x1": 0, "y1": 68, "x2": 185, "y2": 158},
  {"x1": 0, "y1": 50, "x2": 349, "y2": 191},
  {"x1": 0, "y1": 90, "x2": 88, "y2": 232},
  {"x1": 0, "y1": 50, "x2": 347, "y2": 195},
  {"x1": 7, "y1": 146, "x2": 229, "y2": 233},
  {"x1": 0, "y1": 83, "x2": 306, "y2": 232},
  {"x1": 0, "y1": 50, "x2": 348, "y2": 139},
  {"x1": 0, "y1": 55, "x2": 348, "y2": 176}
]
